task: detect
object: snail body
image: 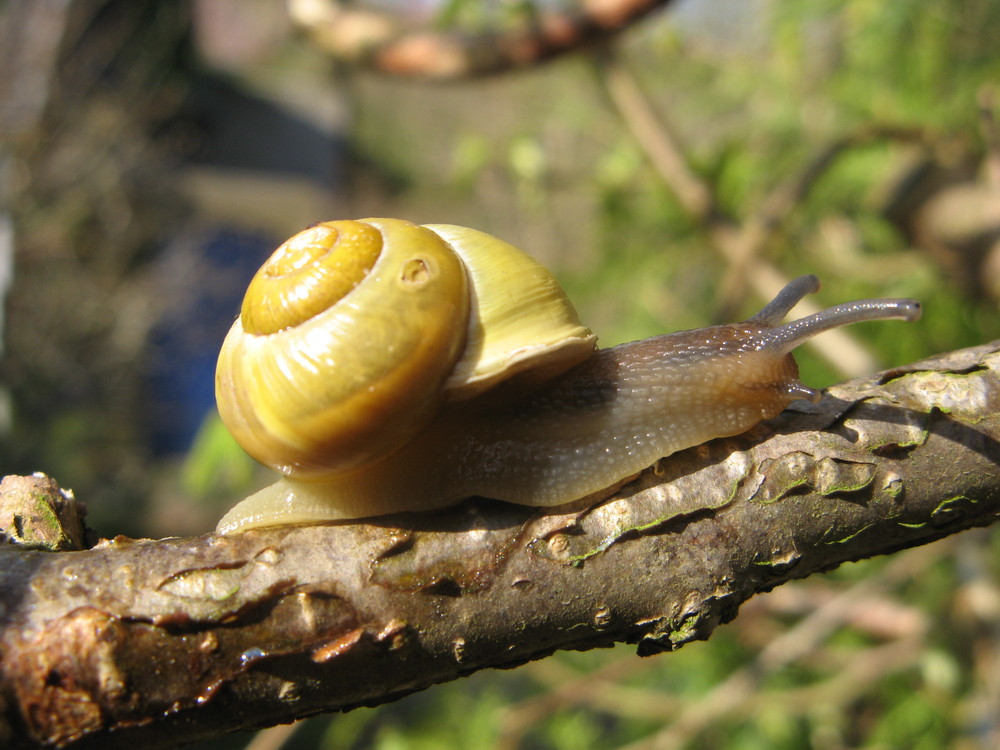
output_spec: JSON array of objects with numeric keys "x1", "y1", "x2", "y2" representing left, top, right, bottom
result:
[{"x1": 215, "y1": 219, "x2": 921, "y2": 534}]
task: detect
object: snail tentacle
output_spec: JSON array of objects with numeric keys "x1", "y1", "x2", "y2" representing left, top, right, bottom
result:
[
  {"x1": 760, "y1": 298, "x2": 922, "y2": 356},
  {"x1": 750, "y1": 274, "x2": 821, "y2": 326}
]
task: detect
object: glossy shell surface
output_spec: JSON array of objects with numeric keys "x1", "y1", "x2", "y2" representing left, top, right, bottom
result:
[{"x1": 215, "y1": 218, "x2": 596, "y2": 479}]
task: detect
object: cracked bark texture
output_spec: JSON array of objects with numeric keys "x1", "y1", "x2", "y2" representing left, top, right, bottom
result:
[{"x1": 1, "y1": 341, "x2": 998, "y2": 749}]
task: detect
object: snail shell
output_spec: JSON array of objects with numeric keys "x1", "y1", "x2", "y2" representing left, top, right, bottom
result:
[
  {"x1": 215, "y1": 219, "x2": 921, "y2": 534},
  {"x1": 216, "y1": 218, "x2": 596, "y2": 479}
]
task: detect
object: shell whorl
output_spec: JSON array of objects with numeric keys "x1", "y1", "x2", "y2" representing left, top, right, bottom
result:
[{"x1": 239, "y1": 221, "x2": 383, "y2": 335}]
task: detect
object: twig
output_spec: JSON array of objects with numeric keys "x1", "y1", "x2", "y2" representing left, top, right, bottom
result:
[
  {"x1": 242, "y1": 722, "x2": 304, "y2": 750},
  {"x1": 616, "y1": 545, "x2": 939, "y2": 750},
  {"x1": 593, "y1": 47, "x2": 931, "y2": 376},
  {"x1": 593, "y1": 45, "x2": 716, "y2": 221}
]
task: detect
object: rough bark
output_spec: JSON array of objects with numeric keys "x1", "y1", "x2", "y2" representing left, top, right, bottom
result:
[{"x1": 1, "y1": 341, "x2": 998, "y2": 749}]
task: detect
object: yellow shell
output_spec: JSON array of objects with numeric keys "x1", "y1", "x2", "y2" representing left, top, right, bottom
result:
[{"x1": 215, "y1": 218, "x2": 596, "y2": 480}]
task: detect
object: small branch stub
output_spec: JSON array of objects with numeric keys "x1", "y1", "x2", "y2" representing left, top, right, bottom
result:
[{"x1": 0, "y1": 473, "x2": 87, "y2": 552}]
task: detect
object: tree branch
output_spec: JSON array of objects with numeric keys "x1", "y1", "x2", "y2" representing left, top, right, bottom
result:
[
  {"x1": 1, "y1": 342, "x2": 999, "y2": 749},
  {"x1": 288, "y1": 0, "x2": 676, "y2": 79}
]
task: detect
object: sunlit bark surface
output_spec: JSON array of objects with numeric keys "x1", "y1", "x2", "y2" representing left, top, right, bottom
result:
[{"x1": 0, "y1": 342, "x2": 998, "y2": 749}]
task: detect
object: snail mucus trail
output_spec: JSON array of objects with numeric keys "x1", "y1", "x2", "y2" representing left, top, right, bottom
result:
[{"x1": 214, "y1": 219, "x2": 921, "y2": 534}]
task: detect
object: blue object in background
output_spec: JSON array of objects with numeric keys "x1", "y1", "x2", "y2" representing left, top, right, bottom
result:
[
  {"x1": 144, "y1": 226, "x2": 276, "y2": 456},
  {"x1": 144, "y1": 72, "x2": 344, "y2": 457}
]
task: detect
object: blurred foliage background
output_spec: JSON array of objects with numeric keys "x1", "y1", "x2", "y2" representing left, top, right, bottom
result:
[{"x1": 2, "y1": 0, "x2": 1000, "y2": 748}]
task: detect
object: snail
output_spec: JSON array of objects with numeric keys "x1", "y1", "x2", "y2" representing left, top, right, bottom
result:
[{"x1": 214, "y1": 218, "x2": 921, "y2": 534}]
